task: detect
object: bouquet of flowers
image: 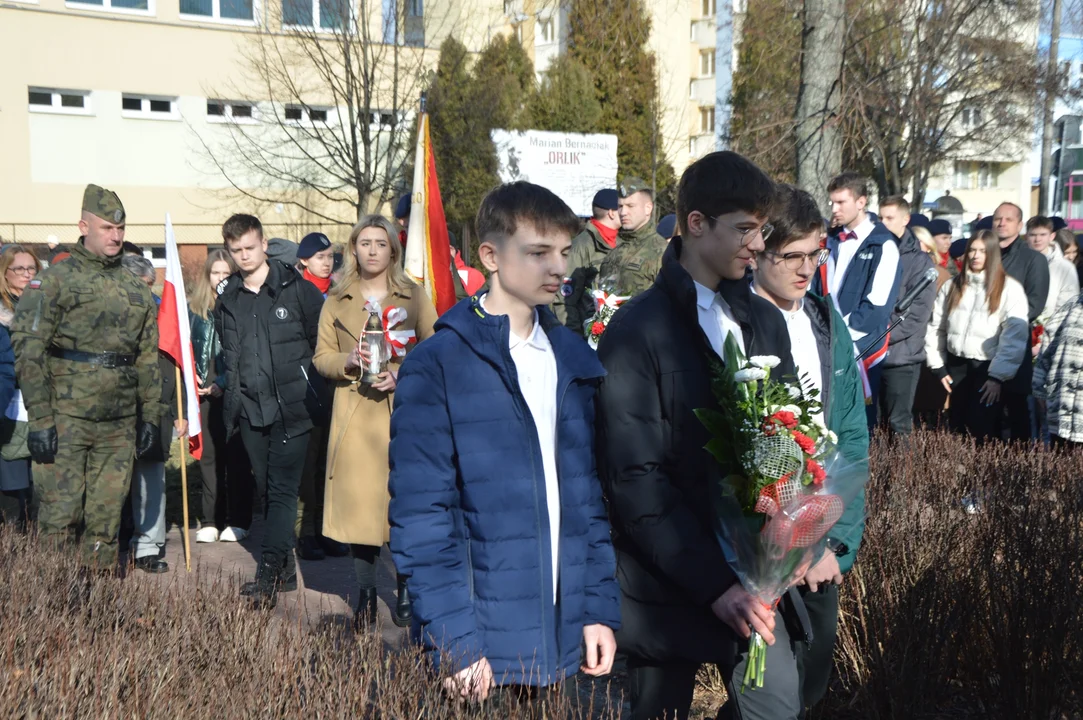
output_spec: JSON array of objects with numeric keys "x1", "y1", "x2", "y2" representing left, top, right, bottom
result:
[
  {"x1": 695, "y1": 335, "x2": 866, "y2": 691},
  {"x1": 584, "y1": 276, "x2": 630, "y2": 350}
]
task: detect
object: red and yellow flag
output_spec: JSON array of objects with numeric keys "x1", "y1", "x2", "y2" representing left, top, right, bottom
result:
[{"x1": 404, "y1": 113, "x2": 456, "y2": 315}]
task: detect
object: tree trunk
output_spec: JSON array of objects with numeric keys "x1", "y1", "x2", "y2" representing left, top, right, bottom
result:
[
  {"x1": 1040, "y1": 0, "x2": 1063, "y2": 215},
  {"x1": 794, "y1": 0, "x2": 845, "y2": 207}
]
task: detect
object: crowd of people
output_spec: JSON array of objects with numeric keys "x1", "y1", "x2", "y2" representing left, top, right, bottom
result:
[{"x1": 4, "y1": 151, "x2": 1083, "y2": 720}]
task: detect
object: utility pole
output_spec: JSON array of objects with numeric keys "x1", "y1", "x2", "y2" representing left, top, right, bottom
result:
[{"x1": 1040, "y1": 0, "x2": 1063, "y2": 215}]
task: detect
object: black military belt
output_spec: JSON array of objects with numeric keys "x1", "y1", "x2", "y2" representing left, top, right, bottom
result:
[{"x1": 48, "y1": 348, "x2": 137, "y2": 368}]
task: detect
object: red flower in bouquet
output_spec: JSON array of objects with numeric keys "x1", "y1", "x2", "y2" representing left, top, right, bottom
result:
[
  {"x1": 1031, "y1": 323, "x2": 1044, "y2": 347},
  {"x1": 769, "y1": 410, "x2": 798, "y2": 429},
  {"x1": 792, "y1": 431, "x2": 816, "y2": 455},
  {"x1": 806, "y1": 459, "x2": 826, "y2": 485},
  {"x1": 591, "y1": 321, "x2": 606, "y2": 337}
]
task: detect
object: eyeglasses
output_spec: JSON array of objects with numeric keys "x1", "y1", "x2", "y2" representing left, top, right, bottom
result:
[
  {"x1": 7, "y1": 266, "x2": 37, "y2": 276},
  {"x1": 709, "y1": 217, "x2": 775, "y2": 245},
  {"x1": 763, "y1": 248, "x2": 829, "y2": 270}
]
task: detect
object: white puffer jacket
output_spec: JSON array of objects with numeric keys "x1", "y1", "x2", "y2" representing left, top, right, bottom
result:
[{"x1": 925, "y1": 272, "x2": 1030, "y2": 382}]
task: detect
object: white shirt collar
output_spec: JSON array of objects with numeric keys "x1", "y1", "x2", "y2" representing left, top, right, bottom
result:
[
  {"x1": 849, "y1": 213, "x2": 875, "y2": 243},
  {"x1": 479, "y1": 293, "x2": 546, "y2": 351},
  {"x1": 693, "y1": 280, "x2": 719, "y2": 310},
  {"x1": 750, "y1": 280, "x2": 804, "y2": 318}
]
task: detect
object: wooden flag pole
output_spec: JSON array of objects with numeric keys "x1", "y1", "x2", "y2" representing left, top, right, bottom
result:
[{"x1": 175, "y1": 364, "x2": 192, "y2": 572}]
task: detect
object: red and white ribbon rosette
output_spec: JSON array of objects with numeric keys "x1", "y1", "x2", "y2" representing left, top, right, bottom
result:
[{"x1": 381, "y1": 305, "x2": 416, "y2": 358}]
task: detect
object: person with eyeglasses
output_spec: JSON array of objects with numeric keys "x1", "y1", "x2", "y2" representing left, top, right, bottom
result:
[
  {"x1": 595, "y1": 152, "x2": 798, "y2": 720},
  {"x1": 751, "y1": 184, "x2": 870, "y2": 715},
  {"x1": 812, "y1": 173, "x2": 902, "y2": 430},
  {"x1": 0, "y1": 245, "x2": 35, "y2": 529},
  {"x1": 595, "y1": 178, "x2": 668, "y2": 298}
]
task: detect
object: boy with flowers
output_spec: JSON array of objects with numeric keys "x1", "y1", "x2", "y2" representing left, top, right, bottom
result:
[
  {"x1": 595, "y1": 152, "x2": 800, "y2": 720},
  {"x1": 751, "y1": 183, "x2": 870, "y2": 711}
]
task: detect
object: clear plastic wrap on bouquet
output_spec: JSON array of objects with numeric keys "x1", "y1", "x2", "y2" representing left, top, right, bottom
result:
[{"x1": 709, "y1": 446, "x2": 868, "y2": 607}]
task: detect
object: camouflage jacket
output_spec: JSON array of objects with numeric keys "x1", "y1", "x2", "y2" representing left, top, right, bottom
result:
[
  {"x1": 553, "y1": 221, "x2": 619, "y2": 330},
  {"x1": 12, "y1": 241, "x2": 161, "y2": 431},
  {"x1": 596, "y1": 223, "x2": 668, "y2": 297}
]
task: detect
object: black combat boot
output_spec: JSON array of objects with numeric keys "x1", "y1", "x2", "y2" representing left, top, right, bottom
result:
[
  {"x1": 394, "y1": 574, "x2": 413, "y2": 628},
  {"x1": 241, "y1": 552, "x2": 297, "y2": 596},
  {"x1": 353, "y1": 587, "x2": 378, "y2": 631},
  {"x1": 248, "y1": 557, "x2": 283, "y2": 610}
]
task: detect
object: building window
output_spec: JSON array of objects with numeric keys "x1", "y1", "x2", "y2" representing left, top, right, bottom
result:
[
  {"x1": 538, "y1": 17, "x2": 555, "y2": 43},
  {"x1": 285, "y1": 104, "x2": 331, "y2": 123},
  {"x1": 180, "y1": 0, "x2": 255, "y2": 21},
  {"x1": 702, "y1": 0, "x2": 716, "y2": 15},
  {"x1": 700, "y1": 50, "x2": 715, "y2": 77},
  {"x1": 28, "y1": 87, "x2": 93, "y2": 115},
  {"x1": 978, "y1": 162, "x2": 997, "y2": 189},
  {"x1": 700, "y1": 107, "x2": 715, "y2": 134},
  {"x1": 406, "y1": 0, "x2": 421, "y2": 15},
  {"x1": 284, "y1": 0, "x2": 349, "y2": 29},
  {"x1": 121, "y1": 94, "x2": 179, "y2": 120},
  {"x1": 207, "y1": 100, "x2": 257, "y2": 122},
  {"x1": 689, "y1": 80, "x2": 695, "y2": 99},
  {"x1": 961, "y1": 106, "x2": 982, "y2": 129},
  {"x1": 67, "y1": 0, "x2": 152, "y2": 13}
]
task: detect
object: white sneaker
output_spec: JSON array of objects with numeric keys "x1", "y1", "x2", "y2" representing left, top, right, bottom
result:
[
  {"x1": 219, "y1": 526, "x2": 249, "y2": 542},
  {"x1": 195, "y1": 526, "x2": 219, "y2": 543}
]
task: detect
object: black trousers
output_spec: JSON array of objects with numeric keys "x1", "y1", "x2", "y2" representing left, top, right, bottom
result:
[
  {"x1": 864, "y1": 363, "x2": 883, "y2": 431},
  {"x1": 946, "y1": 354, "x2": 1003, "y2": 442},
  {"x1": 1002, "y1": 385, "x2": 1032, "y2": 441},
  {"x1": 879, "y1": 363, "x2": 921, "y2": 436},
  {"x1": 198, "y1": 398, "x2": 254, "y2": 531},
  {"x1": 238, "y1": 414, "x2": 309, "y2": 567}
]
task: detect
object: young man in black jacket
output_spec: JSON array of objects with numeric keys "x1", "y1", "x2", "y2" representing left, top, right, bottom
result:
[
  {"x1": 214, "y1": 214, "x2": 325, "y2": 607},
  {"x1": 595, "y1": 152, "x2": 799, "y2": 720}
]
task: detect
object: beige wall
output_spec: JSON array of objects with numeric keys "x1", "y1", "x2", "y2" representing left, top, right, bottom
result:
[{"x1": 0, "y1": 0, "x2": 498, "y2": 244}]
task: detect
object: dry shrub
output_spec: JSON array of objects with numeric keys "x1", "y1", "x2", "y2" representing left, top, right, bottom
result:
[
  {"x1": 0, "y1": 531, "x2": 623, "y2": 719},
  {"x1": 825, "y1": 431, "x2": 1083, "y2": 719}
]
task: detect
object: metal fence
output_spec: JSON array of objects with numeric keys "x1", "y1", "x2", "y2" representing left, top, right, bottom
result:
[{"x1": 0, "y1": 223, "x2": 355, "y2": 247}]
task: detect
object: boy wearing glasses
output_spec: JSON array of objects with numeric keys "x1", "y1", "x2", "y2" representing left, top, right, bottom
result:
[
  {"x1": 595, "y1": 152, "x2": 800, "y2": 719},
  {"x1": 752, "y1": 184, "x2": 870, "y2": 713}
]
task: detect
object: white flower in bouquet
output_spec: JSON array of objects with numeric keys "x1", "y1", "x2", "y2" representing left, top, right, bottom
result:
[
  {"x1": 734, "y1": 368, "x2": 768, "y2": 383},
  {"x1": 826, "y1": 429, "x2": 838, "y2": 445},
  {"x1": 786, "y1": 384, "x2": 803, "y2": 400},
  {"x1": 748, "y1": 355, "x2": 781, "y2": 369},
  {"x1": 781, "y1": 404, "x2": 803, "y2": 417}
]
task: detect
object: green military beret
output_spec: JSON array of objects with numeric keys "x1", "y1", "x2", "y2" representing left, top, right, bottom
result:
[
  {"x1": 82, "y1": 184, "x2": 126, "y2": 224},
  {"x1": 619, "y1": 177, "x2": 650, "y2": 198}
]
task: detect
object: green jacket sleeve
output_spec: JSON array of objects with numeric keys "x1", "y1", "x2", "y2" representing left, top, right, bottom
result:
[
  {"x1": 827, "y1": 306, "x2": 870, "y2": 574},
  {"x1": 11, "y1": 275, "x2": 61, "y2": 432},
  {"x1": 136, "y1": 293, "x2": 163, "y2": 421}
]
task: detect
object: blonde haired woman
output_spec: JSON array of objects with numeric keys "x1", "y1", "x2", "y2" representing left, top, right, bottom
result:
[
  {"x1": 189, "y1": 249, "x2": 253, "y2": 544},
  {"x1": 925, "y1": 230, "x2": 1029, "y2": 441},
  {"x1": 312, "y1": 214, "x2": 436, "y2": 628}
]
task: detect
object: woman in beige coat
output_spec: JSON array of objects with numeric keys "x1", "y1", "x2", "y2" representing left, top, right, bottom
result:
[{"x1": 312, "y1": 214, "x2": 436, "y2": 628}]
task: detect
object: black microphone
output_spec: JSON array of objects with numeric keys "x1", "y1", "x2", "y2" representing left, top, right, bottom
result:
[{"x1": 895, "y1": 267, "x2": 939, "y2": 314}]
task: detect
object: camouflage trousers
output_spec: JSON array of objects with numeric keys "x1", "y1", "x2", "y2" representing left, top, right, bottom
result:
[{"x1": 34, "y1": 414, "x2": 136, "y2": 567}]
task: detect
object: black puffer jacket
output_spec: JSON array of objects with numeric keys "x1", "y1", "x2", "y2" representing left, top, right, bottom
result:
[
  {"x1": 883, "y1": 229, "x2": 936, "y2": 367},
  {"x1": 214, "y1": 260, "x2": 324, "y2": 440},
  {"x1": 595, "y1": 237, "x2": 795, "y2": 664}
]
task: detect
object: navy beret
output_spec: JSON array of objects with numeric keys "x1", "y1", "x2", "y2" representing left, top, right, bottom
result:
[
  {"x1": 1052, "y1": 216, "x2": 1068, "y2": 232},
  {"x1": 949, "y1": 238, "x2": 968, "y2": 259},
  {"x1": 297, "y1": 232, "x2": 332, "y2": 259},
  {"x1": 395, "y1": 194, "x2": 411, "y2": 220},
  {"x1": 975, "y1": 216, "x2": 994, "y2": 231},
  {"x1": 928, "y1": 219, "x2": 953, "y2": 237},
  {"x1": 656, "y1": 214, "x2": 677, "y2": 239},
  {"x1": 907, "y1": 213, "x2": 931, "y2": 230},
  {"x1": 592, "y1": 189, "x2": 619, "y2": 211}
]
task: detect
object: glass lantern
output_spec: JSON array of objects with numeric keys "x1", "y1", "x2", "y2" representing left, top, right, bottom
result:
[{"x1": 361, "y1": 311, "x2": 389, "y2": 384}]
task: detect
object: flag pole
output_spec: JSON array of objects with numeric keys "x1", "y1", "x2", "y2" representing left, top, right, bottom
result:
[{"x1": 175, "y1": 364, "x2": 192, "y2": 572}]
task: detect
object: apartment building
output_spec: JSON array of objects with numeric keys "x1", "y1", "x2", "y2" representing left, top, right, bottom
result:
[{"x1": 0, "y1": 0, "x2": 505, "y2": 248}]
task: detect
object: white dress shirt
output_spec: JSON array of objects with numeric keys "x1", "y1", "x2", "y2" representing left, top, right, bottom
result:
[
  {"x1": 694, "y1": 280, "x2": 745, "y2": 357},
  {"x1": 480, "y1": 295, "x2": 561, "y2": 603},
  {"x1": 751, "y1": 284, "x2": 825, "y2": 424},
  {"x1": 830, "y1": 214, "x2": 875, "y2": 296}
]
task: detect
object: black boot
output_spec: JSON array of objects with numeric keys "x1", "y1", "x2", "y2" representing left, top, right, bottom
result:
[
  {"x1": 353, "y1": 587, "x2": 378, "y2": 631},
  {"x1": 394, "y1": 575, "x2": 413, "y2": 628},
  {"x1": 248, "y1": 556, "x2": 282, "y2": 609},
  {"x1": 297, "y1": 536, "x2": 325, "y2": 561},
  {"x1": 243, "y1": 551, "x2": 298, "y2": 595}
]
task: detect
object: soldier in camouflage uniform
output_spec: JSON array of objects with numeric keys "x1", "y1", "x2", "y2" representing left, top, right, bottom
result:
[
  {"x1": 596, "y1": 178, "x2": 669, "y2": 297},
  {"x1": 11, "y1": 185, "x2": 162, "y2": 567},
  {"x1": 553, "y1": 188, "x2": 622, "y2": 333}
]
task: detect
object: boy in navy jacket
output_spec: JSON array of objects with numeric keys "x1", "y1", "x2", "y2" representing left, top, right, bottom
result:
[{"x1": 388, "y1": 182, "x2": 620, "y2": 700}]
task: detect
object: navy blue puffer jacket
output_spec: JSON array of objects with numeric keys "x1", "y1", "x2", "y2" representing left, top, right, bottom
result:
[{"x1": 388, "y1": 296, "x2": 620, "y2": 686}]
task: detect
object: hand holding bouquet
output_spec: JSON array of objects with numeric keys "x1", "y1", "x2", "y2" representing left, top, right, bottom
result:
[{"x1": 695, "y1": 335, "x2": 867, "y2": 691}]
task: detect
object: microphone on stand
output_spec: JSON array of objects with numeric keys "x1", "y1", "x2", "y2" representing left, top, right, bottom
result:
[{"x1": 895, "y1": 267, "x2": 939, "y2": 314}]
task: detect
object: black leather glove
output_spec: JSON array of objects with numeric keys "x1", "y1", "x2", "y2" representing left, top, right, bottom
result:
[
  {"x1": 136, "y1": 422, "x2": 162, "y2": 462},
  {"x1": 28, "y1": 426, "x2": 58, "y2": 465}
]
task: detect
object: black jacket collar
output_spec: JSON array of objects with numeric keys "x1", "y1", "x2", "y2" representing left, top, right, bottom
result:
[
  {"x1": 221, "y1": 259, "x2": 298, "y2": 300},
  {"x1": 660, "y1": 236, "x2": 756, "y2": 325}
]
